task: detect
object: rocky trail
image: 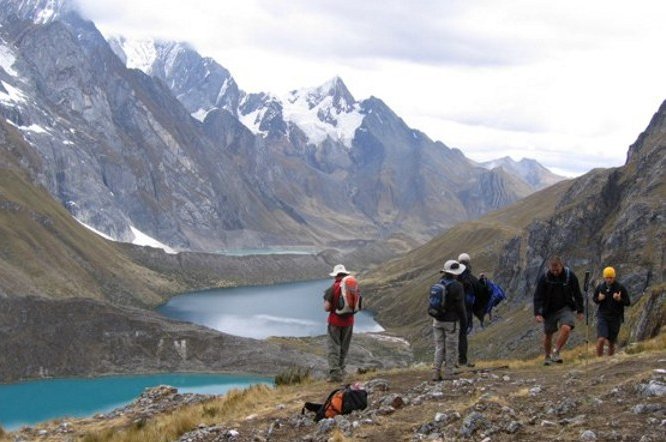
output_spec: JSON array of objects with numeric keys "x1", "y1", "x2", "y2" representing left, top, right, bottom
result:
[{"x1": 5, "y1": 349, "x2": 665, "y2": 441}]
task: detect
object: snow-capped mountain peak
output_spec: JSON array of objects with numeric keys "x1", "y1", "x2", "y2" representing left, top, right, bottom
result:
[
  {"x1": 288, "y1": 76, "x2": 355, "y2": 112},
  {"x1": 108, "y1": 36, "x2": 159, "y2": 73},
  {"x1": 280, "y1": 76, "x2": 363, "y2": 147},
  {"x1": 0, "y1": 0, "x2": 71, "y2": 24}
]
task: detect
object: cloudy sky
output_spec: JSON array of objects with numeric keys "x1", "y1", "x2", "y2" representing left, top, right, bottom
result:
[{"x1": 76, "y1": 0, "x2": 666, "y2": 176}]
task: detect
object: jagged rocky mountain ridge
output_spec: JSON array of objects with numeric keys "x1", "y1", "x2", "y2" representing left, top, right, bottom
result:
[
  {"x1": 480, "y1": 156, "x2": 564, "y2": 190},
  {"x1": 1, "y1": 0, "x2": 559, "y2": 255}
]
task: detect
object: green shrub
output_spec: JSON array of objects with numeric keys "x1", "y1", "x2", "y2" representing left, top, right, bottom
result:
[{"x1": 275, "y1": 366, "x2": 311, "y2": 386}]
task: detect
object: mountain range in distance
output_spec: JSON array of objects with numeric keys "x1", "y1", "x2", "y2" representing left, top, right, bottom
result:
[{"x1": 1, "y1": 0, "x2": 563, "y2": 260}]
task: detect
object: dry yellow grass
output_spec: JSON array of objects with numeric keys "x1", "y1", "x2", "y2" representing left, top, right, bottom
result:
[
  {"x1": 625, "y1": 331, "x2": 666, "y2": 354},
  {"x1": 79, "y1": 384, "x2": 276, "y2": 442}
]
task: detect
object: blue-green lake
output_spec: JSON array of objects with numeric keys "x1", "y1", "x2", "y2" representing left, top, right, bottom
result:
[
  {"x1": 0, "y1": 373, "x2": 269, "y2": 431},
  {"x1": 1, "y1": 279, "x2": 382, "y2": 431},
  {"x1": 157, "y1": 279, "x2": 384, "y2": 339}
]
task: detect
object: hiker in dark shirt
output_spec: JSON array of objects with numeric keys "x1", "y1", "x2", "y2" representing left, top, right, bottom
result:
[
  {"x1": 456, "y1": 252, "x2": 484, "y2": 367},
  {"x1": 431, "y1": 259, "x2": 467, "y2": 381},
  {"x1": 533, "y1": 255, "x2": 584, "y2": 365},
  {"x1": 593, "y1": 266, "x2": 630, "y2": 357},
  {"x1": 323, "y1": 264, "x2": 355, "y2": 382}
]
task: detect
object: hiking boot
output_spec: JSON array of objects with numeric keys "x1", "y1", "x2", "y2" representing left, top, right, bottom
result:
[
  {"x1": 327, "y1": 373, "x2": 343, "y2": 383},
  {"x1": 432, "y1": 370, "x2": 442, "y2": 382},
  {"x1": 543, "y1": 356, "x2": 553, "y2": 366},
  {"x1": 550, "y1": 349, "x2": 563, "y2": 363},
  {"x1": 464, "y1": 362, "x2": 475, "y2": 368},
  {"x1": 442, "y1": 373, "x2": 456, "y2": 380}
]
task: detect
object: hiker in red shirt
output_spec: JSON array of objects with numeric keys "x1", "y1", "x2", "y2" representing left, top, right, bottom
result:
[{"x1": 323, "y1": 264, "x2": 355, "y2": 382}]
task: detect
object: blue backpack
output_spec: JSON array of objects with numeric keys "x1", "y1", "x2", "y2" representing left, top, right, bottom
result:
[
  {"x1": 428, "y1": 279, "x2": 454, "y2": 320},
  {"x1": 484, "y1": 278, "x2": 507, "y2": 315}
]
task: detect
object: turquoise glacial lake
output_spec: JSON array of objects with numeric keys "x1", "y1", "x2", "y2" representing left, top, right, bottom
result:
[
  {"x1": 1, "y1": 279, "x2": 382, "y2": 431},
  {"x1": 157, "y1": 279, "x2": 384, "y2": 339},
  {"x1": 0, "y1": 373, "x2": 269, "y2": 431}
]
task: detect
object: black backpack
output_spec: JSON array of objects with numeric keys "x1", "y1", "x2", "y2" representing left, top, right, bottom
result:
[{"x1": 302, "y1": 385, "x2": 368, "y2": 421}]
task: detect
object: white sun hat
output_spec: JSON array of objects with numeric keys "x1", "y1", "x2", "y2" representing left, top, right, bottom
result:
[
  {"x1": 441, "y1": 259, "x2": 466, "y2": 275},
  {"x1": 329, "y1": 264, "x2": 351, "y2": 276}
]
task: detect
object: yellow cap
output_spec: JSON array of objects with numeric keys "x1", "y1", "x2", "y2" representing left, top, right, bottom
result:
[{"x1": 603, "y1": 267, "x2": 616, "y2": 278}]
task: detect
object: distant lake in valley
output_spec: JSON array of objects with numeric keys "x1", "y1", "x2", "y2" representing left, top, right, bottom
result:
[
  {"x1": 0, "y1": 373, "x2": 269, "y2": 431},
  {"x1": 0, "y1": 280, "x2": 383, "y2": 431},
  {"x1": 157, "y1": 279, "x2": 385, "y2": 339}
]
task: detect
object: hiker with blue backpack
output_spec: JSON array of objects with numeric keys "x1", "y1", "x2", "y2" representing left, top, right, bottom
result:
[
  {"x1": 428, "y1": 259, "x2": 466, "y2": 381},
  {"x1": 456, "y1": 253, "x2": 484, "y2": 367},
  {"x1": 533, "y1": 255, "x2": 584, "y2": 365}
]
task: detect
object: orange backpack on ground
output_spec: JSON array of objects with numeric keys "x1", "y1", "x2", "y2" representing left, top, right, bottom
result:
[{"x1": 302, "y1": 385, "x2": 368, "y2": 421}]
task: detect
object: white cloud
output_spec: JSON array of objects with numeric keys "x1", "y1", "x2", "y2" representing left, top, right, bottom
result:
[{"x1": 74, "y1": 0, "x2": 666, "y2": 176}]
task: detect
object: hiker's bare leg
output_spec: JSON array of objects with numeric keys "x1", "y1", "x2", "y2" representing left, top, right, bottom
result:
[
  {"x1": 608, "y1": 341, "x2": 615, "y2": 356},
  {"x1": 555, "y1": 324, "x2": 572, "y2": 351},
  {"x1": 596, "y1": 337, "x2": 606, "y2": 357},
  {"x1": 544, "y1": 332, "x2": 553, "y2": 356}
]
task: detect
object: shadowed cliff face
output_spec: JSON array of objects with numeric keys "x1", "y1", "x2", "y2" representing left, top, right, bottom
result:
[
  {"x1": 496, "y1": 100, "x2": 665, "y2": 304},
  {"x1": 487, "y1": 100, "x2": 665, "y2": 347}
]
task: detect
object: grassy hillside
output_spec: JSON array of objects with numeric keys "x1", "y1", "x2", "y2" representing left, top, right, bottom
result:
[
  {"x1": 0, "y1": 121, "x2": 334, "y2": 307},
  {"x1": 0, "y1": 122, "x2": 177, "y2": 305},
  {"x1": 363, "y1": 100, "x2": 666, "y2": 360},
  {"x1": 362, "y1": 180, "x2": 574, "y2": 357}
]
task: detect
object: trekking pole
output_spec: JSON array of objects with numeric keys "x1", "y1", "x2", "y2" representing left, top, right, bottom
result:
[{"x1": 583, "y1": 271, "x2": 590, "y2": 367}]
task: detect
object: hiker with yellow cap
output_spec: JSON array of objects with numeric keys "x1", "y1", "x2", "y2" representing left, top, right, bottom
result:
[{"x1": 592, "y1": 266, "x2": 631, "y2": 357}]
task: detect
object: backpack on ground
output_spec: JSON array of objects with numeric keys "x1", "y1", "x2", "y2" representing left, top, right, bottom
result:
[
  {"x1": 335, "y1": 275, "x2": 362, "y2": 315},
  {"x1": 427, "y1": 279, "x2": 453, "y2": 320},
  {"x1": 302, "y1": 385, "x2": 368, "y2": 421}
]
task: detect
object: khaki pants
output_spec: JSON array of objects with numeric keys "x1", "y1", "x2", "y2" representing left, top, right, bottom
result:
[
  {"x1": 433, "y1": 321, "x2": 459, "y2": 376},
  {"x1": 327, "y1": 324, "x2": 353, "y2": 378}
]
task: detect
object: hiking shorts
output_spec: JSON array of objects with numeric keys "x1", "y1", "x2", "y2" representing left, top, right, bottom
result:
[
  {"x1": 597, "y1": 316, "x2": 621, "y2": 342},
  {"x1": 544, "y1": 307, "x2": 575, "y2": 334}
]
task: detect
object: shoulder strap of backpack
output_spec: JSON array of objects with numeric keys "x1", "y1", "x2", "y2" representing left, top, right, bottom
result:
[{"x1": 302, "y1": 402, "x2": 322, "y2": 415}]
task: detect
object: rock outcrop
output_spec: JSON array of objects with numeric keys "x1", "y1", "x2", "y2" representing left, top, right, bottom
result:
[{"x1": 495, "y1": 99, "x2": 665, "y2": 316}]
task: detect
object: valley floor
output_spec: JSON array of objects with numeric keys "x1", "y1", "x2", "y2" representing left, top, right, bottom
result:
[{"x1": 4, "y1": 347, "x2": 665, "y2": 441}]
